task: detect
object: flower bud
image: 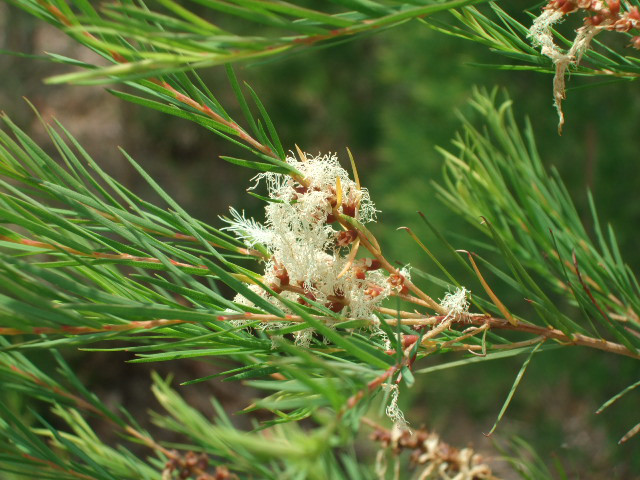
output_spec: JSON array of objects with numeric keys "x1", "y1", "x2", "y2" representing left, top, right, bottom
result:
[
  {"x1": 388, "y1": 273, "x2": 408, "y2": 293},
  {"x1": 365, "y1": 284, "x2": 385, "y2": 298},
  {"x1": 342, "y1": 202, "x2": 357, "y2": 217},
  {"x1": 325, "y1": 301, "x2": 345, "y2": 312},
  {"x1": 361, "y1": 257, "x2": 381, "y2": 271},
  {"x1": 336, "y1": 230, "x2": 358, "y2": 247}
]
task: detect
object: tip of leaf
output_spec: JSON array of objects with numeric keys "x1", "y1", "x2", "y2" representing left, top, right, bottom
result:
[{"x1": 346, "y1": 147, "x2": 360, "y2": 190}]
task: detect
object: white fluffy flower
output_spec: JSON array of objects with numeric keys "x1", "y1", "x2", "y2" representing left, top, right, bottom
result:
[
  {"x1": 440, "y1": 287, "x2": 470, "y2": 320},
  {"x1": 227, "y1": 150, "x2": 390, "y2": 339},
  {"x1": 221, "y1": 208, "x2": 272, "y2": 247}
]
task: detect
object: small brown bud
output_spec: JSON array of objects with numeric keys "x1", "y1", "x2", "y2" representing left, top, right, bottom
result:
[
  {"x1": 586, "y1": 14, "x2": 603, "y2": 25},
  {"x1": 269, "y1": 278, "x2": 283, "y2": 294},
  {"x1": 614, "y1": 18, "x2": 631, "y2": 31},
  {"x1": 365, "y1": 284, "x2": 384, "y2": 298},
  {"x1": 336, "y1": 230, "x2": 358, "y2": 247},
  {"x1": 341, "y1": 203, "x2": 357, "y2": 217},
  {"x1": 273, "y1": 262, "x2": 289, "y2": 286},
  {"x1": 215, "y1": 466, "x2": 232, "y2": 479},
  {"x1": 555, "y1": 0, "x2": 578, "y2": 14},
  {"x1": 325, "y1": 301, "x2": 345, "y2": 313},
  {"x1": 388, "y1": 273, "x2": 405, "y2": 288},
  {"x1": 185, "y1": 451, "x2": 198, "y2": 467},
  {"x1": 196, "y1": 453, "x2": 208, "y2": 470},
  {"x1": 362, "y1": 258, "x2": 381, "y2": 271}
]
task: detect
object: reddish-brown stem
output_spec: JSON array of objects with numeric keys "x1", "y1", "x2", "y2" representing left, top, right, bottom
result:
[
  {"x1": 218, "y1": 312, "x2": 306, "y2": 323},
  {"x1": 430, "y1": 323, "x2": 489, "y2": 350},
  {"x1": 346, "y1": 364, "x2": 398, "y2": 409},
  {"x1": 92, "y1": 209, "x2": 265, "y2": 259},
  {"x1": 171, "y1": 232, "x2": 264, "y2": 258},
  {"x1": 430, "y1": 335, "x2": 546, "y2": 353},
  {"x1": 470, "y1": 316, "x2": 639, "y2": 359},
  {"x1": 218, "y1": 310, "x2": 640, "y2": 360},
  {"x1": 376, "y1": 306, "x2": 424, "y2": 318},
  {"x1": 38, "y1": 0, "x2": 283, "y2": 169},
  {"x1": 0, "y1": 319, "x2": 189, "y2": 336},
  {"x1": 150, "y1": 79, "x2": 277, "y2": 160},
  {"x1": 353, "y1": 229, "x2": 446, "y2": 315},
  {"x1": 37, "y1": 0, "x2": 127, "y2": 62},
  {"x1": 10, "y1": 365, "x2": 101, "y2": 415},
  {"x1": 0, "y1": 234, "x2": 208, "y2": 271},
  {"x1": 389, "y1": 291, "x2": 437, "y2": 309},
  {"x1": 124, "y1": 426, "x2": 175, "y2": 459},
  {"x1": 21, "y1": 454, "x2": 97, "y2": 480}
]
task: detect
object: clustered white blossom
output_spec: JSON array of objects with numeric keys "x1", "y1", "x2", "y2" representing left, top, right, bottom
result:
[
  {"x1": 439, "y1": 287, "x2": 470, "y2": 321},
  {"x1": 224, "y1": 151, "x2": 407, "y2": 346}
]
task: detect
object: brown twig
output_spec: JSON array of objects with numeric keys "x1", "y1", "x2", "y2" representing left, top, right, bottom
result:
[
  {"x1": 218, "y1": 310, "x2": 640, "y2": 359},
  {"x1": 92, "y1": 209, "x2": 265, "y2": 259},
  {"x1": 354, "y1": 229, "x2": 446, "y2": 315},
  {"x1": 0, "y1": 234, "x2": 209, "y2": 271},
  {"x1": 20, "y1": 454, "x2": 97, "y2": 480},
  {"x1": 0, "y1": 319, "x2": 190, "y2": 336},
  {"x1": 9, "y1": 364, "x2": 100, "y2": 415},
  {"x1": 346, "y1": 364, "x2": 399, "y2": 410}
]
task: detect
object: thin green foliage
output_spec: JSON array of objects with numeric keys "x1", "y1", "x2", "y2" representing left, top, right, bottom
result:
[
  {"x1": 426, "y1": 2, "x2": 640, "y2": 78},
  {"x1": 0, "y1": 2, "x2": 639, "y2": 479}
]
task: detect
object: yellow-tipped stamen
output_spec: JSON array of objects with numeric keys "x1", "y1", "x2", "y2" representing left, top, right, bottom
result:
[
  {"x1": 295, "y1": 144, "x2": 307, "y2": 162},
  {"x1": 337, "y1": 238, "x2": 360, "y2": 279}
]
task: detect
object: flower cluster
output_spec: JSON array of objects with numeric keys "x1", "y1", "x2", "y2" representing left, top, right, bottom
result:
[
  {"x1": 372, "y1": 424, "x2": 493, "y2": 480},
  {"x1": 224, "y1": 151, "x2": 407, "y2": 345}
]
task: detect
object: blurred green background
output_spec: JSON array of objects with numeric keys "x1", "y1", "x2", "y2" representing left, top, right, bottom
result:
[{"x1": 1, "y1": 1, "x2": 639, "y2": 478}]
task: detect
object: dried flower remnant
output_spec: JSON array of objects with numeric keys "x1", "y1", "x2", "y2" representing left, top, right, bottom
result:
[
  {"x1": 382, "y1": 383, "x2": 409, "y2": 430},
  {"x1": 223, "y1": 151, "x2": 393, "y2": 345},
  {"x1": 161, "y1": 450, "x2": 238, "y2": 480},
  {"x1": 371, "y1": 424, "x2": 495, "y2": 480},
  {"x1": 528, "y1": 0, "x2": 640, "y2": 133}
]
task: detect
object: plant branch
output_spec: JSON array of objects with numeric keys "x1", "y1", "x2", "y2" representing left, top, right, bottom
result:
[
  {"x1": 218, "y1": 311, "x2": 640, "y2": 359},
  {"x1": 0, "y1": 319, "x2": 190, "y2": 336}
]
